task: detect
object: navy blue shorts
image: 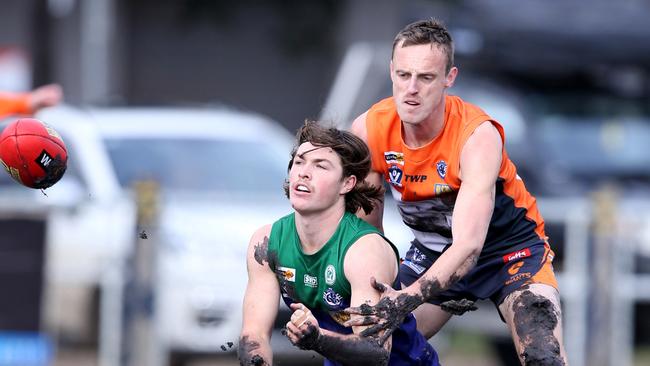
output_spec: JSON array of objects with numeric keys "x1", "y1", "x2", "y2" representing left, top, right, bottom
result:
[{"x1": 399, "y1": 239, "x2": 557, "y2": 309}]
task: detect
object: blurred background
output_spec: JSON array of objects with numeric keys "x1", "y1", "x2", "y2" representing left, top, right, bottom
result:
[{"x1": 1, "y1": 0, "x2": 650, "y2": 365}]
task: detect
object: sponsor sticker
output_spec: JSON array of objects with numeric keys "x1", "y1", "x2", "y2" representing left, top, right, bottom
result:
[
  {"x1": 434, "y1": 183, "x2": 452, "y2": 195},
  {"x1": 502, "y1": 248, "x2": 531, "y2": 263},
  {"x1": 403, "y1": 260, "x2": 426, "y2": 275},
  {"x1": 277, "y1": 266, "x2": 296, "y2": 282},
  {"x1": 384, "y1": 151, "x2": 404, "y2": 165},
  {"x1": 303, "y1": 274, "x2": 318, "y2": 288}
]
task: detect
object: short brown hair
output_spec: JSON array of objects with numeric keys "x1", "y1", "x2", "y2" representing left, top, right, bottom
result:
[
  {"x1": 392, "y1": 19, "x2": 454, "y2": 74},
  {"x1": 284, "y1": 120, "x2": 383, "y2": 215}
]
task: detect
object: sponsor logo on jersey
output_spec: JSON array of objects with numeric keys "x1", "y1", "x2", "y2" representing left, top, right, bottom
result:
[
  {"x1": 508, "y1": 261, "x2": 525, "y2": 275},
  {"x1": 384, "y1": 151, "x2": 404, "y2": 165},
  {"x1": 434, "y1": 184, "x2": 452, "y2": 195},
  {"x1": 503, "y1": 248, "x2": 531, "y2": 263},
  {"x1": 304, "y1": 274, "x2": 318, "y2": 288},
  {"x1": 505, "y1": 272, "x2": 531, "y2": 285},
  {"x1": 405, "y1": 174, "x2": 427, "y2": 183},
  {"x1": 436, "y1": 160, "x2": 447, "y2": 179},
  {"x1": 388, "y1": 165, "x2": 403, "y2": 187},
  {"x1": 323, "y1": 287, "x2": 344, "y2": 308},
  {"x1": 325, "y1": 264, "x2": 336, "y2": 285},
  {"x1": 330, "y1": 310, "x2": 351, "y2": 325},
  {"x1": 403, "y1": 260, "x2": 426, "y2": 275},
  {"x1": 277, "y1": 266, "x2": 296, "y2": 282}
]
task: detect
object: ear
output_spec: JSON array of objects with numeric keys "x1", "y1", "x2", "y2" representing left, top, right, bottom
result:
[
  {"x1": 444, "y1": 66, "x2": 458, "y2": 88},
  {"x1": 340, "y1": 175, "x2": 357, "y2": 195},
  {"x1": 389, "y1": 60, "x2": 396, "y2": 83}
]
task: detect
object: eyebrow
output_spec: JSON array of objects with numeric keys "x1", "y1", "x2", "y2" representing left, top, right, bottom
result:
[{"x1": 296, "y1": 148, "x2": 334, "y2": 165}]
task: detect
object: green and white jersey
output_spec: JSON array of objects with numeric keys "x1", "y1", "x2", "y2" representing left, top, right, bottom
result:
[{"x1": 268, "y1": 211, "x2": 397, "y2": 326}]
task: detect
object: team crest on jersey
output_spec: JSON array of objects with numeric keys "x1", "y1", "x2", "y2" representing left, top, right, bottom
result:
[
  {"x1": 383, "y1": 151, "x2": 404, "y2": 165},
  {"x1": 325, "y1": 264, "x2": 336, "y2": 285},
  {"x1": 388, "y1": 165, "x2": 403, "y2": 187},
  {"x1": 436, "y1": 160, "x2": 447, "y2": 179},
  {"x1": 323, "y1": 287, "x2": 344, "y2": 308}
]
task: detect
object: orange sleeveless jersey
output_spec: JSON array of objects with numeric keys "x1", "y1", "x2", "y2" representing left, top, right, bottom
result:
[
  {"x1": 366, "y1": 95, "x2": 546, "y2": 254},
  {"x1": 0, "y1": 92, "x2": 32, "y2": 119}
]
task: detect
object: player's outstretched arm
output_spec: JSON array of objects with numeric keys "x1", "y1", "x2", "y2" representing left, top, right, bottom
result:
[
  {"x1": 238, "y1": 225, "x2": 280, "y2": 366},
  {"x1": 346, "y1": 121, "x2": 502, "y2": 337},
  {"x1": 286, "y1": 234, "x2": 396, "y2": 365}
]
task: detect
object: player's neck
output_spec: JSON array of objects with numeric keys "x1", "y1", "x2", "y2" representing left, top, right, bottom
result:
[
  {"x1": 295, "y1": 205, "x2": 345, "y2": 255},
  {"x1": 401, "y1": 113, "x2": 445, "y2": 148}
]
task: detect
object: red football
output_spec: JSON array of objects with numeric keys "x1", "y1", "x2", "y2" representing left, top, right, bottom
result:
[{"x1": 0, "y1": 118, "x2": 68, "y2": 189}]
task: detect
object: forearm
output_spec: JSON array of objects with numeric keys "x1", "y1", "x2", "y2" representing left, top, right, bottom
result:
[
  {"x1": 238, "y1": 334, "x2": 272, "y2": 366},
  {"x1": 312, "y1": 329, "x2": 389, "y2": 366},
  {"x1": 409, "y1": 243, "x2": 480, "y2": 301}
]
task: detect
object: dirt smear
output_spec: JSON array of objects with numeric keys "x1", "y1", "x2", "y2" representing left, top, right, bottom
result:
[
  {"x1": 512, "y1": 290, "x2": 564, "y2": 366},
  {"x1": 440, "y1": 298, "x2": 478, "y2": 315},
  {"x1": 253, "y1": 236, "x2": 269, "y2": 265},
  {"x1": 237, "y1": 335, "x2": 269, "y2": 366}
]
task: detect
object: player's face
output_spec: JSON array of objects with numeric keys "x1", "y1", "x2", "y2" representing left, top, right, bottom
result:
[
  {"x1": 390, "y1": 42, "x2": 457, "y2": 126},
  {"x1": 288, "y1": 142, "x2": 354, "y2": 215}
]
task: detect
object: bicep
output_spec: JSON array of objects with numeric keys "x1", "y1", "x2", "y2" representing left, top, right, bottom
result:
[
  {"x1": 344, "y1": 235, "x2": 397, "y2": 344},
  {"x1": 241, "y1": 227, "x2": 280, "y2": 339}
]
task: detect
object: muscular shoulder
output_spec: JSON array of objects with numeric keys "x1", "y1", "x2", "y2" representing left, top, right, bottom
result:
[
  {"x1": 350, "y1": 111, "x2": 369, "y2": 142},
  {"x1": 343, "y1": 233, "x2": 397, "y2": 284},
  {"x1": 247, "y1": 224, "x2": 273, "y2": 267}
]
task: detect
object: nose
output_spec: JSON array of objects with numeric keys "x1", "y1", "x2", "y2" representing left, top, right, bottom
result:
[
  {"x1": 297, "y1": 164, "x2": 311, "y2": 179},
  {"x1": 406, "y1": 77, "x2": 418, "y2": 94}
]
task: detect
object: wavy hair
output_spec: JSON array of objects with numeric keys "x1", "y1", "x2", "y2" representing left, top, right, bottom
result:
[{"x1": 284, "y1": 120, "x2": 383, "y2": 215}]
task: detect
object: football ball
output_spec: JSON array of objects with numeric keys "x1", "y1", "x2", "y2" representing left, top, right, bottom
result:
[{"x1": 0, "y1": 118, "x2": 68, "y2": 189}]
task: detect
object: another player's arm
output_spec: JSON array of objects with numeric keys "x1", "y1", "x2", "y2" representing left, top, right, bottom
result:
[
  {"x1": 286, "y1": 234, "x2": 396, "y2": 366},
  {"x1": 350, "y1": 111, "x2": 386, "y2": 232},
  {"x1": 406, "y1": 121, "x2": 502, "y2": 298},
  {"x1": 238, "y1": 225, "x2": 280, "y2": 366}
]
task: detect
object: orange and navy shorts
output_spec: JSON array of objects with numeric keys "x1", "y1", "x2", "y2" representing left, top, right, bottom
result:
[{"x1": 399, "y1": 239, "x2": 558, "y2": 314}]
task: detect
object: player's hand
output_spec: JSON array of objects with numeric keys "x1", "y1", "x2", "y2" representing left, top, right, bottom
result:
[
  {"x1": 344, "y1": 277, "x2": 424, "y2": 345},
  {"x1": 29, "y1": 84, "x2": 63, "y2": 111},
  {"x1": 285, "y1": 303, "x2": 320, "y2": 350}
]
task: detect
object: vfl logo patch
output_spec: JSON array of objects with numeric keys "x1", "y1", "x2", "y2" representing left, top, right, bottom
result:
[
  {"x1": 323, "y1": 288, "x2": 344, "y2": 308},
  {"x1": 277, "y1": 266, "x2": 296, "y2": 282},
  {"x1": 384, "y1": 151, "x2": 404, "y2": 165},
  {"x1": 436, "y1": 160, "x2": 447, "y2": 179},
  {"x1": 35, "y1": 150, "x2": 54, "y2": 170},
  {"x1": 388, "y1": 165, "x2": 403, "y2": 187},
  {"x1": 503, "y1": 248, "x2": 531, "y2": 263},
  {"x1": 304, "y1": 274, "x2": 318, "y2": 288}
]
